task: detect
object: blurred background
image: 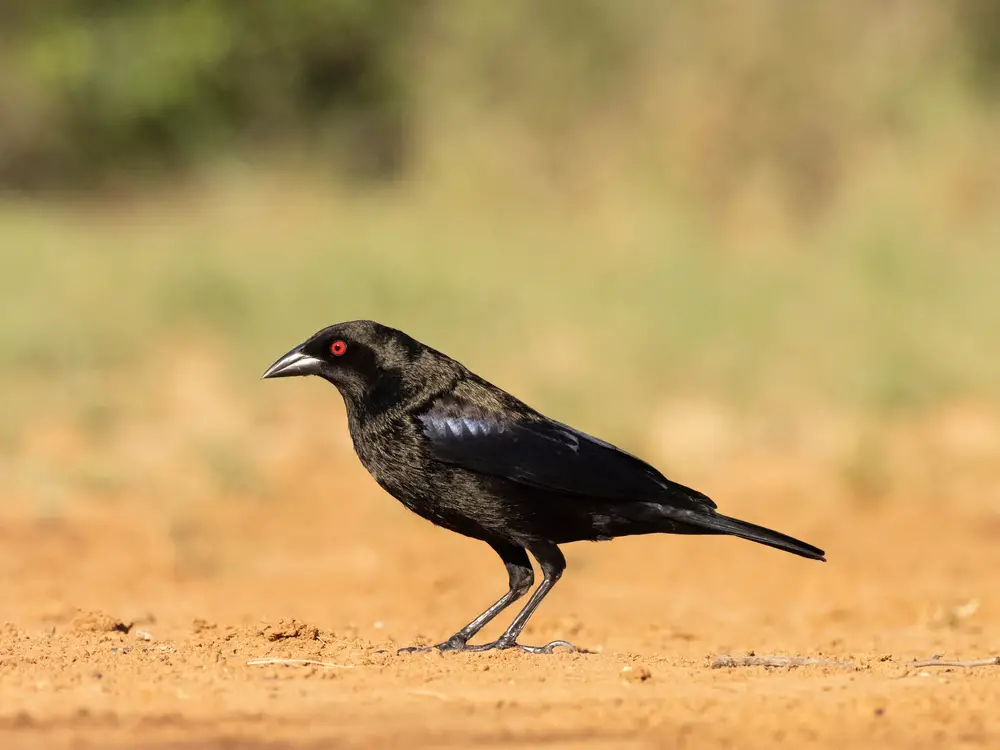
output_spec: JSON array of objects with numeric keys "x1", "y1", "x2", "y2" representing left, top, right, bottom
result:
[
  {"x1": 4, "y1": 7, "x2": 1000, "y2": 745},
  {"x1": 1, "y1": 1, "x2": 1000, "y2": 573}
]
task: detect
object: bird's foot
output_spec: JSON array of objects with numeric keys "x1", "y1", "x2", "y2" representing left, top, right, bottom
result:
[
  {"x1": 463, "y1": 638, "x2": 578, "y2": 654},
  {"x1": 396, "y1": 635, "x2": 579, "y2": 655},
  {"x1": 396, "y1": 634, "x2": 469, "y2": 654}
]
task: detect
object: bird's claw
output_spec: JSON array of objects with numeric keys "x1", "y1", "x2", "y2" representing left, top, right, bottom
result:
[{"x1": 398, "y1": 637, "x2": 578, "y2": 654}]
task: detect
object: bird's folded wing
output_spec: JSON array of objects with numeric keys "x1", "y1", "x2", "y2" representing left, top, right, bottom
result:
[{"x1": 417, "y1": 396, "x2": 716, "y2": 510}]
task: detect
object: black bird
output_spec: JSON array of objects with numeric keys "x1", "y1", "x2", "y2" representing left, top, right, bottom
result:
[{"x1": 263, "y1": 320, "x2": 825, "y2": 653}]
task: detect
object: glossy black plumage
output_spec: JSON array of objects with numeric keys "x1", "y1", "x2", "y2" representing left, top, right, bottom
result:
[{"x1": 263, "y1": 320, "x2": 825, "y2": 653}]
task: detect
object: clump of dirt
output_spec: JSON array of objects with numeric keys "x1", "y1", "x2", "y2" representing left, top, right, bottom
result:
[
  {"x1": 620, "y1": 663, "x2": 653, "y2": 684},
  {"x1": 69, "y1": 610, "x2": 132, "y2": 634},
  {"x1": 255, "y1": 618, "x2": 320, "y2": 642}
]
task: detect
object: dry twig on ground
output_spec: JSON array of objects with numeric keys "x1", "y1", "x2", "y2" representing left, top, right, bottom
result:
[
  {"x1": 909, "y1": 656, "x2": 1000, "y2": 669},
  {"x1": 247, "y1": 658, "x2": 354, "y2": 669},
  {"x1": 711, "y1": 655, "x2": 857, "y2": 669}
]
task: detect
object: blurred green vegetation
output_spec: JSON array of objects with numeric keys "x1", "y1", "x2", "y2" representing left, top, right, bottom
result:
[
  {"x1": 1, "y1": 1, "x2": 999, "y2": 449},
  {"x1": 0, "y1": 0, "x2": 419, "y2": 189},
  {"x1": 0, "y1": 1, "x2": 997, "y2": 195}
]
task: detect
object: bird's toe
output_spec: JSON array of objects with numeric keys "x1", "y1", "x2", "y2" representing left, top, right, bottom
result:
[
  {"x1": 479, "y1": 637, "x2": 579, "y2": 654},
  {"x1": 396, "y1": 645, "x2": 434, "y2": 654},
  {"x1": 398, "y1": 634, "x2": 470, "y2": 654},
  {"x1": 398, "y1": 638, "x2": 581, "y2": 655},
  {"x1": 515, "y1": 639, "x2": 579, "y2": 654}
]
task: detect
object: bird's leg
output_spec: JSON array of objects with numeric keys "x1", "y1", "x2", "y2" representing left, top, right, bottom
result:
[
  {"x1": 397, "y1": 542, "x2": 533, "y2": 654},
  {"x1": 464, "y1": 542, "x2": 577, "y2": 654}
]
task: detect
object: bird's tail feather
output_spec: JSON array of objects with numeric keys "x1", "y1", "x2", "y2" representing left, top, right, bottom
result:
[
  {"x1": 678, "y1": 513, "x2": 826, "y2": 562},
  {"x1": 692, "y1": 512, "x2": 825, "y2": 561},
  {"x1": 639, "y1": 505, "x2": 825, "y2": 561}
]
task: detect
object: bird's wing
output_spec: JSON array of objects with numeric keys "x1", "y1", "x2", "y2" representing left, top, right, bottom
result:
[{"x1": 416, "y1": 395, "x2": 716, "y2": 510}]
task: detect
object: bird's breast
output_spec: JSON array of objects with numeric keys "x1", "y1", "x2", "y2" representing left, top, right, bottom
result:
[
  {"x1": 346, "y1": 417, "x2": 497, "y2": 537},
  {"x1": 348, "y1": 419, "x2": 424, "y2": 490}
]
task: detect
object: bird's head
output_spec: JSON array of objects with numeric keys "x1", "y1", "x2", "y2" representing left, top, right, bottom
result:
[{"x1": 261, "y1": 320, "x2": 436, "y2": 404}]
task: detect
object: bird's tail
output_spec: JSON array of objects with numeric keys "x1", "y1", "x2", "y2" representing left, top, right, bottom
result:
[
  {"x1": 626, "y1": 504, "x2": 826, "y2": 561},
  {"x1": 688, "y1": 511, "x2": 826, "y2": 561}
]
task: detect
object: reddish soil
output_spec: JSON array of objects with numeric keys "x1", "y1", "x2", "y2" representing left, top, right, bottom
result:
[{"x1": 2, "y1": 397, "x2": 1000, "y2": 748}]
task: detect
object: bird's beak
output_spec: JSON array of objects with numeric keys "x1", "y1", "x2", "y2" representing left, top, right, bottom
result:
[{"x1": 261, "y1": 346, "x2": 324, "y2": 379}]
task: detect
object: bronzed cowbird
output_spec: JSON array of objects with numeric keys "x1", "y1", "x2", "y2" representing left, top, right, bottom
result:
[{"x1": 263, "y1": 320, "x2": 825, "y2": 653}]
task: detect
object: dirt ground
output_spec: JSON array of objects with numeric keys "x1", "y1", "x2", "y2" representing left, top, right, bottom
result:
[{"x1": 2, "y1": 395, "x2": 1000, "y2": 749}]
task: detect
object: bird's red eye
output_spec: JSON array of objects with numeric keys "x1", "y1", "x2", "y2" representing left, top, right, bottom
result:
[{"x1": 330, "y1": 340, "x2": 347, "y2": 356}]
